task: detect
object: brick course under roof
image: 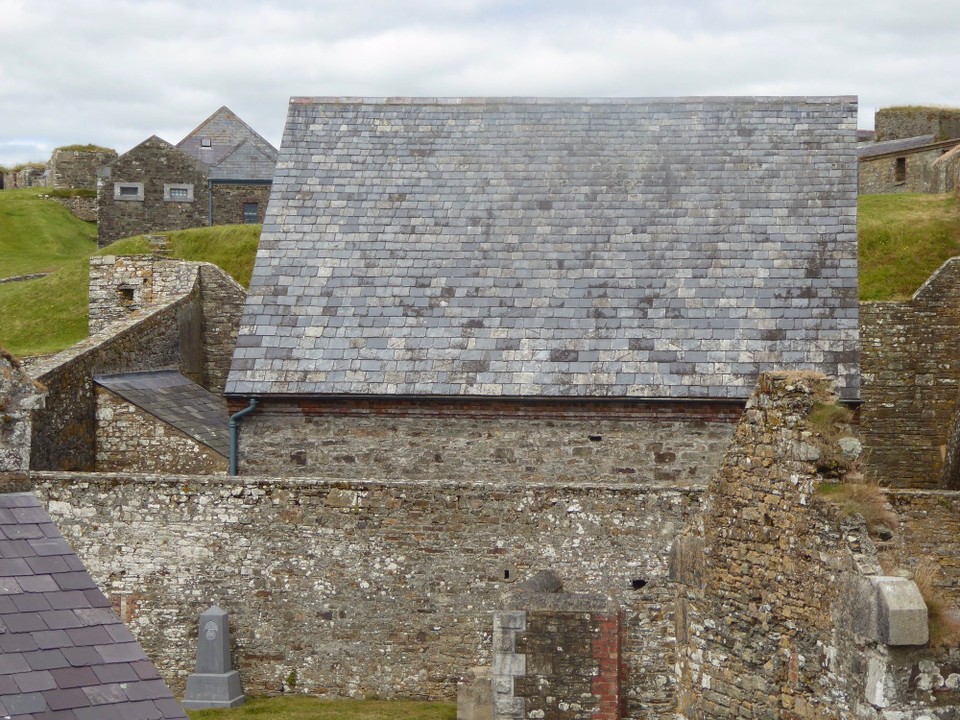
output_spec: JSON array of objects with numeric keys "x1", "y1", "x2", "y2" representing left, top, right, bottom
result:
[
  {"x1": 226, "y1": 96, "x2": 860, "y2": 400},
  {"x1": 0, "y1": 488, "x2": 187, "y2": 719}
]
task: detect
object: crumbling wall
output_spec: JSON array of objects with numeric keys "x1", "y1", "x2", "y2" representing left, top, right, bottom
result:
[
  {"x1": 860, "y1": 259, "x2": 960, "y2": 489},
  {"x1": 46, "y1": 147, "x2": 117, "y2": 190},
  {"x1": 876, "y1": 108, "x2": 960, "y2": 142},
  {"x1": 199, "y1": 264, "x2": 246, "y2": 394},
  {"x1": 859, "y1": 147, "x2": 948, "y2": 194},
  {"x1": 0, "y1": 350, "x2": 46, "y2": 471}
]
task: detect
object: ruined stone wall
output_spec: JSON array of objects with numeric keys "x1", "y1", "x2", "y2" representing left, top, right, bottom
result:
[
  {"x1": 0, "y1": 351, "x2": 46, "y2": 471},
  {"x1": 95, "y1": 387, "x2": 226, "y2": 474},
  {"x1": 46, "y1": 148, "x2": 117, "y2": 190},
  {"x1": 30, "y1": 470, "x2": 700, "y2": 717},
  {"x1": 3, "y1": 166, "x2": 45, "y2": 188},
  {"x1": 47, "y1": 194, "x2": 97, "y2": 222},
  {"x1": 97, "y1": 137, "x2": 209, "y2": 247},
  {"x1": 860, "y1": 259, "x2": 960, "y2": 489},
  {"x1": 29, "y1": 293, "x2": 203, "y2": 471},
  {"x1": 876, "y1": 108, "x2": 960, "y2": 142},
  {"x1": 236, "y1": 401, "x2": 738, "y2": 486},
  {"x1": 858, "y1": 147, "x2": 948, "y2": 194},
  {"x1": 210, "y1": 182, "x2": 271, "y2": 226},
  {"x1": 675, "y1": 373, "x2": 869, "y2": 718},
  {"x1": 886, "y1": 489, "x2": 960, "y2": 606},
  {"x1": 199, "y1": 264, "x2": 246, "y2": 394}
]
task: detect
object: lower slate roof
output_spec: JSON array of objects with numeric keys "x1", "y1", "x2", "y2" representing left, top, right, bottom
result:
[
  {"x1": 0, "y1": 488, "x2": 187, "y2": 719},
  {"x1": 857, "y1": 134, "x2": 937, "y2": 159},
  {"x1": 95, "y1": 371, "x2": 229, "y2": 456},
  {"x1": 226, "y1": 96, "x2": 861, "y2": 401}
]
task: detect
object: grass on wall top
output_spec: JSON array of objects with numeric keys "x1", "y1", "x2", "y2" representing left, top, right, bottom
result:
[
  {"x1": 185, "y1": 697, "x2": 455, "y2": 720},
  {"x1": 858, "y1": 193, "x2": 960, "y2": 301}
]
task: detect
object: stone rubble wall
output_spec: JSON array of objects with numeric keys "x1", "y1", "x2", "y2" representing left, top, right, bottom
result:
[
  {"x1": 95, "y1": 386, "x2": 226, "y2": 474},
  {"x1": 96, "y1": 137, "x2": 209, "y2": 247},
  {"x1": 29, "y1": 470, "x2": 700, "y2": 717},
  {"x1": 237, "y1": 403, "x2": 737, "y2": 487},
  {"x1": 859, "y1": 147, "x2": 948, "y2": 194},
  {"x1": 198, "y1": 264, "x2": 246, "y2": 395},
  {"x1": 29, "y1": 292, "x2": 203, "y2": 471},
  {"x1": 0, "y1": 352, "x2": 46, "y2": 471},
  {"x1": 860, "y1": 259, "x2": 960, "y2": 489},
  {"x1": 210, "y1": 183, "x2": 271, "y2": 226},
  {"x1": 46, "y1": 194, "x2": 97, "y2": 222},
  {"x1": 875, "y1": 108, "x2": 960, "y2": 142},
  {"x1": 46, "y1": 148, "x2": 117, "y2": 190},
  {"x1": 89, "y1": 255, "x2": 200, "y2": 335}
]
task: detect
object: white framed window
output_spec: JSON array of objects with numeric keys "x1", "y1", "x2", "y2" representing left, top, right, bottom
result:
[
  {"x1": 164, "y1": 183, "x2": 195, "y2": 202},
  {"x1": 114, "y1": 182, "x2": 144, "y2": 201}
]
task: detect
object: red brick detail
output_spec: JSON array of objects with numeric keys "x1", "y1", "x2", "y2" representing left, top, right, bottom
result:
[{"x1": 592, "y1": 613, "x2": 622, "y2": 720}]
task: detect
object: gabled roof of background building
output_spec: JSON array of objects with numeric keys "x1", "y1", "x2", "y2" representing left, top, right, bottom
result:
[
  {"x1": 226, "y1": 96, "x2": 860, "y2": 401},
  {"x1": 857, "y1": 134, "x2": 938, "y2": 159},
  {"x1": 95, "y1": 371, "x2": 229, "y2": 456},
  {"x1": 177, "y1": 106, "x2": 278, "y2": 176},
  {"x1": 208, "y1": 139, "x2": 278, "y2": 182},
  {"x1": 0, "y1": 479, "x2": 187, "y2": 719}
]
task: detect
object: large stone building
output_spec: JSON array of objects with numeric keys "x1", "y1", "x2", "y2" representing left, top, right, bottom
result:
[
  {"x1": 225, "y1": 96, "x2": 860, "y2": 481},
  {"x1": 96, "y1": 107, "x2": 277, "y2": 247}
]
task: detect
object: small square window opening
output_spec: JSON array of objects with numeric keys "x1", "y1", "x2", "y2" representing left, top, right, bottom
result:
[{"x1": 242, "y1": 202, "x2": 259, "y2": 224}]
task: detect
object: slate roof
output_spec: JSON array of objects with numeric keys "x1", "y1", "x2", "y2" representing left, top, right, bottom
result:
[
  {"x1": 0, "y1": 486, "x2": 187, "y2": 719},
  {"x1": 95, "y1": 371, "x2": 229, "y2": 456},
  {"x1": 857, "y1": 134, "x2": 936, "y2": 159},
  {"x1": 177, "y1": 106, "x2": 277, "y2": 180},
  {"x1": 226, "y1": 96, "x2": 860, "y2": 401}
]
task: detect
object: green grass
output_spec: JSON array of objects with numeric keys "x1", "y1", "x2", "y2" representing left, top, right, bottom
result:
[
  {"x1": 55, "y1": 143, "x2": 113, "y2": 153},
  {"x1": 0, "y1": 187, "x2": 97, "y2": 278},
  {"x1": 0, "y1": 184, "x2": 260, "y2": 357},
  {"x1": 185, "y1": 697, "x2": 455, "y2": 720},
  {"x1": 858, "y1": 193, "x2": 960, "y2": 301}
]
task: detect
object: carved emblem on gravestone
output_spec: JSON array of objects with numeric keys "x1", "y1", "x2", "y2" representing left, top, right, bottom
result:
[{"x1": 204, "y1": 621, "x2": 218, "y2": 640}]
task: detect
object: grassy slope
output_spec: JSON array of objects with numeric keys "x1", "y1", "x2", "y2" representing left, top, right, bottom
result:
[
  {"x1": 186, "y1": 697, "x2": 454, "y2": 720},
  {"x1": 858, "y1": 193, "x2": 960, "y2": 301},
  {"x1": 0, "y1": 188, "x2": 259, "y2": 356},
  {"x1": 0, "y1": 187, "x2": 96, "y2": 278}
]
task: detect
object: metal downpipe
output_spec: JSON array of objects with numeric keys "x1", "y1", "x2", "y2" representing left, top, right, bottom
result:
[{"x1": 229, "y1": 398, "x2": 259, "y2": 476}]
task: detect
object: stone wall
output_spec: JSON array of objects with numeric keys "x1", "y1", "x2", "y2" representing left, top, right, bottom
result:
[
  {"x1": 236, "y1": 400, "x2": 738, "y2": 486},
  {"x1": 29, "y1": 293, "x2": 203, "y2": 471},
  {"x1": 97, "y1": 137, "x2": 209, "y2": 247},
  {"x1": 2, "y1": 165, "x2": 45, "y2": 188},
  {"x1": 0, "y1": 350, "x2": 46, "y2": 471},
  {"x1": 46, "y1": 148, "x2": 117, "y2": 190},
  {"x1": 673, "y1": 372, "x2": 960, "y2": 719},
  {"x1": 860, "y1": 259, "x2": 960, "y2": 489},
  {"x1": 210, "y1": 182, "x2": 271, "y2": 226},
  {"x1": 859, "y1": 147, "x2": 950, "y2": 194},
  {"x1": 47, "y1": 194, "x2": 97, "y2": 222},
  {"x1": 30, "y1": 470, "x2": 701, "y2": 716},
  {"x1": 199, "y1": 264, "x2": 246, "y2": 395},
  {"x1": 876, "y1": 108, "x2": 960, "y2": 142},
  {"x1": 95, "y1": 386, "x2": 226, "y2": 474},
  {"x1": 89, "y1": 255, "x2": 199, "y2": 334},
  {"x1": 886, "y1": 490, "x2": 960, "y2": 606}
]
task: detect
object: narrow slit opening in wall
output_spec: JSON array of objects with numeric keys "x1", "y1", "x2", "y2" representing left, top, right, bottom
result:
[
  {"x1": 501, "y1": 566, "x2": 516, "y2": 583},
  {"x1": 589, "y1": 435, "x2": 603, "y2": 442},
  {"x1": 631, "y1": 579, "x2": 647, "y2": 590}
]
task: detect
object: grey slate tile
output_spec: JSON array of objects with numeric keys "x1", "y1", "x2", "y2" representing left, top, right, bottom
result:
[{"x1": 226, "y1": 97, "x2": 859, "y2": 401}]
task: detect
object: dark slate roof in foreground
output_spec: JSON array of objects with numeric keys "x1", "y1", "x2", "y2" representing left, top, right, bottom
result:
[
  {"x1": 0, "y1": 487, "x2": 187, "y2": 719},
  {"x1": 226, "y1": 96, "x2": 860, "y2": 400},
  {"x1": 95, "y1": 371, "x2": 229, "y2": 456},
  {"x1": 857, "y1": 134, "x2": 936, "y2": 159}
]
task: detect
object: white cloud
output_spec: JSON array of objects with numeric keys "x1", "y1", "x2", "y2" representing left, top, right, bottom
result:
[{"x1": 0, "y1": 0, "x2": 959, "y2": 165}]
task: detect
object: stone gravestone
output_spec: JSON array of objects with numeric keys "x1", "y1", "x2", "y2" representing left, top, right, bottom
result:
[{"x1": 182, "y1": 606, "x2": 246, "y2": 709}]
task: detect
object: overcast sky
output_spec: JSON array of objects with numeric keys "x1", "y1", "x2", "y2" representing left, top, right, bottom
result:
[{"x1": 1, "y1": 0, "x2": 957, "y2": 167}]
